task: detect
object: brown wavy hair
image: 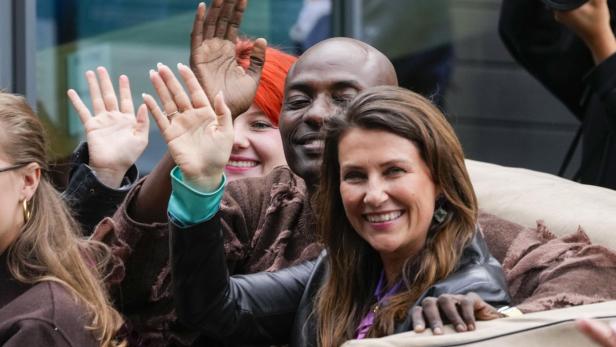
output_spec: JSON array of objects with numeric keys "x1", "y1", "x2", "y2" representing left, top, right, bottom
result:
[
  {"x1": 0, "y1": 92, "x2": 125, "y2": 346},
  {"x1": 315, "y1": 86, "x2": 477, "y2": 347}
]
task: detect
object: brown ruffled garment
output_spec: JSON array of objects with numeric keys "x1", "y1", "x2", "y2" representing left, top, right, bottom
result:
[{"x1": 93, "y1": 167, "x2": 322, "y2": 346}]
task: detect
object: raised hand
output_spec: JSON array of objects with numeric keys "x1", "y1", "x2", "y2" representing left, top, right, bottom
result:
[
  {"x1": 554, "y1": 0, "x2": 616, "y2": 63},
  {"x1": 411, "y1": 293, "x2": 504, "y2": 335},
  {"x1": 143, "y1": 63, "x2": 234, "y2": 192},
  {"x1": 190, "y1": 0, "x2": 266, "y2": 117},
  {"x1": 68, "y1": 67, "x2": 149, "y2": 188}
]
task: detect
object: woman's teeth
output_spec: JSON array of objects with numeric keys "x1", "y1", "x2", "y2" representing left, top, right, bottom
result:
[
  {"x1": 227, "y1": 160, "x2": 258, "y2": 168},
  {"x1": 365, "y1": 211, "x2": 402, "y2": 223}
]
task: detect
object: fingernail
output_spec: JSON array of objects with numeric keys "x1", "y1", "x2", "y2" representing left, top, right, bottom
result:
[
  {"x1": 457, "y1": 324, "x2": 466, "y2": 332},
  {"x1": 157, "y1": 62, "x2": 164, "y2": 69},
  {"x1": 468, "y1": 324, "x2": 475, "y2": 331},
  {"x1": 149, "y1": 69, "x2": 155, "y2": 77},
  {"x1": 177, "y1": 62, "x2": 185, "y2": 69},
  {"x1": 414, "y1": 325, "x2": 424, "y2": 332},
  {"x1": 433, "y1": 327, "x2": 442, "y2": 335},
  {"x1": 141, "y1": 93, "x2": 149, "y2": 99}
]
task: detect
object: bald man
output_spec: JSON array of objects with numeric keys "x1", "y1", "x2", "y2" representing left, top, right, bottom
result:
[{"x1": 279, "y1": 37, "x2": 398, "y2": 189}]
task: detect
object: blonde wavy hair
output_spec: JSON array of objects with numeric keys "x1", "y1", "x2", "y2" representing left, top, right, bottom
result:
[
  {"x1": 315, "y1": 86, "x2": 477, "y2": 347},
  {"x1": 0, "y1": 92, "x2": 125, "y2": 346}
]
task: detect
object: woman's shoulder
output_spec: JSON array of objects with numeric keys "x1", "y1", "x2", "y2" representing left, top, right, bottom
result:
[{"x1": 0, "y1": 281, "x2": 99, "y2": 346}]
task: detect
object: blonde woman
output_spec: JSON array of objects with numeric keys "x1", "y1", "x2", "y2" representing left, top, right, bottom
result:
[{"x1": 0, "y1": 91, "x2": 127, "y2": 346}]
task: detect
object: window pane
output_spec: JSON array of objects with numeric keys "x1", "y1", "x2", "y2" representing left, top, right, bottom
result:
[{"x1": 36, "y1": 0, "x2": 302, "y2": 175}]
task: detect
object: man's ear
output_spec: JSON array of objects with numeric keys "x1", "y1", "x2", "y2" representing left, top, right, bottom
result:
[{"x1": 20, "y1": 162, "x2": 41, "y2": 202}]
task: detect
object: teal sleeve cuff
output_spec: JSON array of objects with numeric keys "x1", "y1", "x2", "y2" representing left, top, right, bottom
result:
[{"x1": 168, "y1": 166, "x2": 226, "y2": 227}]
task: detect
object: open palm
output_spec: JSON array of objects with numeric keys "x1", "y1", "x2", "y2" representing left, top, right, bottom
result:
[
  {"x1": 68, "y1": 67, "x2": 149, "y2": 188},
  {"x1": 190, "y1": 0, "x2": 266, "y2": 117},
  {"x1": 144, "y1": 63, "x2": 233, "y2": 191}
]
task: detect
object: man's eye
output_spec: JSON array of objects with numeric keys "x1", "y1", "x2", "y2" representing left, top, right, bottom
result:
[
  {"x1": 333, "y1": 94, "x2": 354, "y2": 105},
  {"x1": 285, "y1": 97, "x2": 310, "y2": 110}
]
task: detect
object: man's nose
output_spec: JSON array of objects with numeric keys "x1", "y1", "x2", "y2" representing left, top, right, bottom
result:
[{"x1": 304, "y1": 95, "x2": 335, "y2": 128}]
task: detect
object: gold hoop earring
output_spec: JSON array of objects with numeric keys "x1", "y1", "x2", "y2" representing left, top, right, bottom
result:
[{"x1": 22, "y1": 199, "x2": 31, "y2": 223}]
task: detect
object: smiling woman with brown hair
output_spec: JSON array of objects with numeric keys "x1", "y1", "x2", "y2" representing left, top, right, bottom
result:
[
  {"x1": 0, "y1": 92, "x2": 125, "y2": 346},
  {"x1": 315, "y1": 85, "x2": 486, "y2": 345}
]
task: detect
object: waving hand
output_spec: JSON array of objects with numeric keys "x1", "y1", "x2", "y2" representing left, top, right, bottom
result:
[
  {"x1": 143, "y1": 63, "x2": 234, "y2": 192},
  {"x1": 68, "y1": 67, "x2": 149, "y2": 188},
  {"x1": 190, "y1": 0, "x2": 266, "y2": 117}
]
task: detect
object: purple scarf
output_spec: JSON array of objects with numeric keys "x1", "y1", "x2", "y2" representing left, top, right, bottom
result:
[{"x1": 355, "y1": 271, "x2": 402, "y2": 339}]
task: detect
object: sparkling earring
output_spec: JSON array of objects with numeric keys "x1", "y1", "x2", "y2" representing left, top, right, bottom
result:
[
  {"x1": 433, "y1": 206, "x2": 447, "y2": 223},
  {"x1": 22, "y1": 199, "x2": 31, "y2": 223},
  {"x1": 433, "y1": 197, "x2": 447, "y2": 224}
]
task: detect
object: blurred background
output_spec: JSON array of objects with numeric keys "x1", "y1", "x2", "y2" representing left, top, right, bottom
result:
[{"x1": 0, "y1": 0, "x2": 579, "y2": 186}]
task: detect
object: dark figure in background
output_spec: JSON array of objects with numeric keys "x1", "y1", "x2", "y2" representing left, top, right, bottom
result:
[
  {"x1": 290, "y1": 0, "x2": 453, "y2": 107},
  {"x1": 500, "y1": 0, "x2": 616, "y2": 189},
  {"x1": 362, "y1": 0, "x2": 453, "y2": 108}
]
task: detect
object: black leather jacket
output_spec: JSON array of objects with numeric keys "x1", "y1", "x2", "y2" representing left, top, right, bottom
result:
[
  {"x1": 63, "y1": 142, "x2": 138, "y2": 235},
  {"x1": 171, "y1": 214, "x2": 510, "y2": 347}
]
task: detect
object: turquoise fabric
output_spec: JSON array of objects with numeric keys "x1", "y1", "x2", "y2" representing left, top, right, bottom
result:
[{"x1": 168, "y1": 166, "x2": 226, "y2": 227}]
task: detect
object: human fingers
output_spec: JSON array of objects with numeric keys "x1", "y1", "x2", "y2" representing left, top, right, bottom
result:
[
  {"x1": 204, "y1": 0, "x2": 224, "y2": 39},
  {"x1": 421, "y1": 297, "x2": 444, "y2": 335},
  {"x1": 467, "y1": 292, "x2": 502, "y2": 321},
  {"x1": 437, "y1": 295, "x2": 467, "y2": 332},
  {"x1": 215, "y1": 0, "x2": 237, "y2": 39},
  {"x1": 149, "y1": 68, "x2": 178, "y2": 115},
  {"x1": 67, "y1": 89, "x2": 92, "y2": 125},
  {"x1": 576, "y1": 319, "x2": 616, "y2": 347},
  {"x1": 157, "y1": 63, "x2": 192, "y2": 112},
  {"x1": 96, "y1": 66, "x2": 119, "y2": 111},
  {"x1": 411, "y1": 306, "x2": 426, "y2": 333},
  {"x1": 191, "y1": 2, "x2": 206, "y2": 49},
  {"x1": 135, "y1": 104, "x2": 150, "y2": 136},
  {"x1": 214, "y1": 91, "x2": 232, "y2": 131},
  {"x1": 458, "y1": 295, "x2": 477, "y2": 331},
  {"x1": 142, "y1": 93, "x2": 169, "y2": 134},
  {"x1": 85, "y1": 70, "x2": 105, "y2": 115},
  {"x1": 177, "y1": 63, "x2": 211, "y2": 109},
  {"x1": 246, "y1": 38, "x2": 267, "y2": 81},
  {"x1": 118, "y1": 75, "x2": 135, "y2": 114},
  {"x1": 225, "y1": 0, "x2": 246, "y2": 41}
]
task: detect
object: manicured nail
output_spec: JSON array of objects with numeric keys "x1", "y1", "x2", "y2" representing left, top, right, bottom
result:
[
  {"x1": 157, "y1": 62, "x2": 164, "y2": 69},
  {"x1": 177, "y1": 62, "x2": 185, "y2": 70},
  {"x1": 141, "y1": 93, "x2": 149, "y2": 99},
  {"x1": 149, "y1": 69, "x2": 155, "y2": 77}
]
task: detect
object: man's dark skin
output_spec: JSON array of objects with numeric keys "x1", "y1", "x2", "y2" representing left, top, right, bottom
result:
[
  {"x1": 280, "y1": 37, "x2": 398, "y2": 189},
  {"x1": 126, "y1": 0, "x2": 502, "y2": 336}
]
